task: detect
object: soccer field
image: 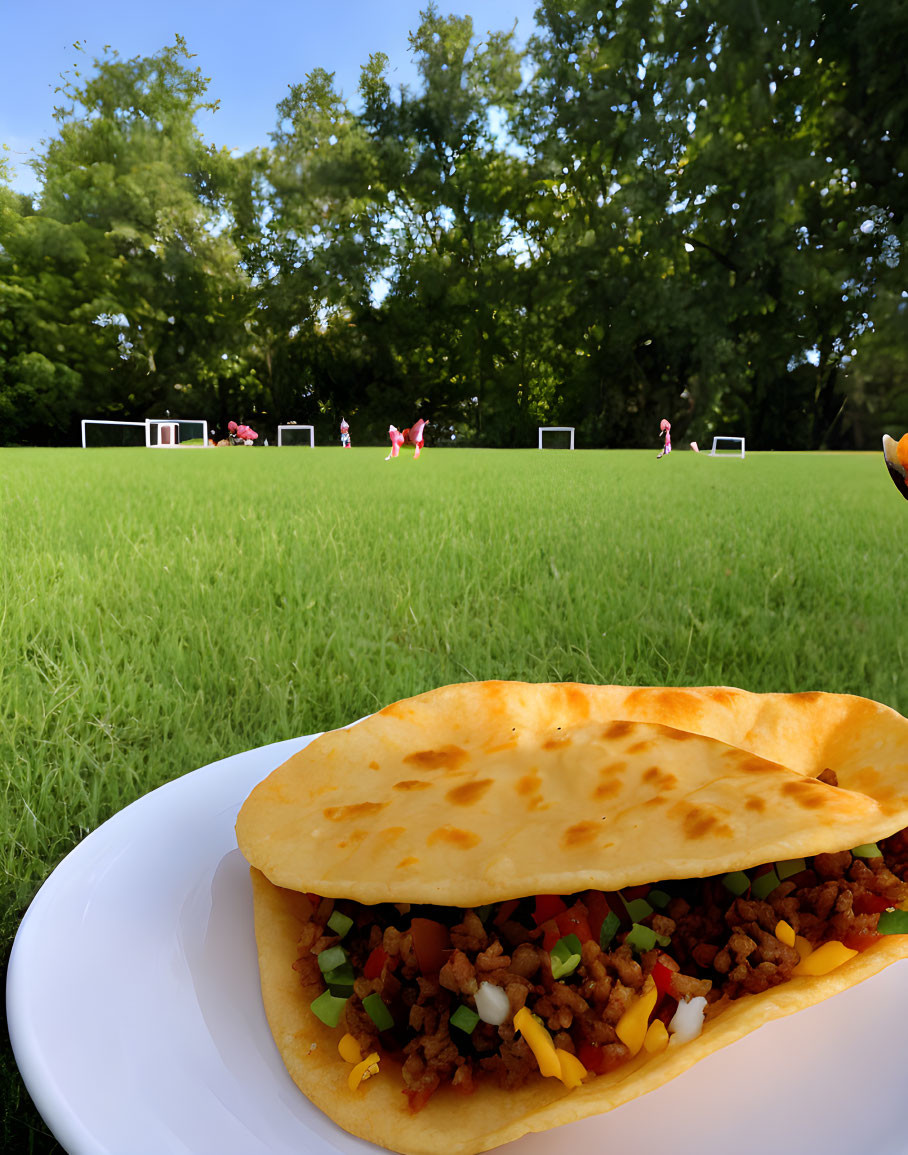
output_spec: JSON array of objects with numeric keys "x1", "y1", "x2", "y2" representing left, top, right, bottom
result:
[{"x1": 2, "y1": 445, "x2": 906, "y2": 1150}]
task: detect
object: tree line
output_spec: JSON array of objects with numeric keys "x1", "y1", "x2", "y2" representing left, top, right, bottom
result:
[{"x1": 2, "y1": 0, "x2": 906, "y2": 449}]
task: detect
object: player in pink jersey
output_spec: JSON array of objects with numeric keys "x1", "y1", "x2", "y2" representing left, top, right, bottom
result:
[
  {"x1": 657, "y1": 418, "x2": 672, "y2": 459},
  {"x1": 385, "y1": 425, "x2": 405, "y2": 459}
]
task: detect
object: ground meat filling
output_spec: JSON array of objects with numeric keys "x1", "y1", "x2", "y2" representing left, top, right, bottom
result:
[{"x1": 295, "y1": 829, "x2": 908, "y2": 1109}]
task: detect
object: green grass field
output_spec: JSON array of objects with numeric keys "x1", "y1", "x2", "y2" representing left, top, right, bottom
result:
[{"x1": 2, "y1": 444, "x2": 906, "y2": 1151}]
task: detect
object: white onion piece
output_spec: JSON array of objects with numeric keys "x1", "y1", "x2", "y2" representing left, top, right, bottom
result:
[
  {"x1": 668, "y1": 996, "x2": 707, "y2": 1043},
  {"x1": 474, "y1": 981, "x2": 510, "y2": 1025}
]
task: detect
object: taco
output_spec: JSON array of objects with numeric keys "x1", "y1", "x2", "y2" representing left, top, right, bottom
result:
[{"x1": 236, "y1": 681, "x2": 908, "y2": 1155}]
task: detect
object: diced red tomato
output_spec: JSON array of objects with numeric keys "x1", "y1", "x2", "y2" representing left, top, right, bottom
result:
[
  {"x1": 305, "y1": 892, "x2": 321, "y2": 904},
  {"x1": 410, "y1": 918, "x2": 452, "y2": 974},
  {"x1": 533, "y1": 895, "x2": 567, "y2": 926},
  {"x1": 493, "y1": 899, "x2": 520, "y2": 926},
  {"x1": 622, "y1": 884, "x2": 651, "y2": 901},
  {"x1": 841, "y1": 929, "x2": 882, "y2": 952},
  {"x1": 651, "y1": 961, "x2": 674, "y2": 997},
  {"x1": 539, "y1": 920, "x2": 561, "y2": 952},
  {"x1": 584, "y1": 891, "x2": 611, "y2": 941},
  {"x1": 555, "y1": 904, "x2": 593, "y2": 944},
  {"x1": 363, "y1": 947, "x2": 388, "y2": 979},
  {"x1": 853, "y1": 893, "x2": 893, "y2": 915},
  {"x1": 577, "y1": 1044, "x2": 608, "y2": 1074}
]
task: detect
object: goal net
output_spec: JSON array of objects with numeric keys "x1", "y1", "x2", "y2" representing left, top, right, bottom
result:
[
  {"x1": 81, "y1": 420, "x2": 147, "y2": 448},
  {"x1": 538, "y1": 426, "x2": 575, "y2": 450},
  {"x1": 708, "y1": 436, "x2": 746, "y2": 459},
  {"x1": 146, "y1": 419, "x2": 209, "y2": 447},
  {"x1": 277, "y1": 424, "x2": 315, "y2": 447}
]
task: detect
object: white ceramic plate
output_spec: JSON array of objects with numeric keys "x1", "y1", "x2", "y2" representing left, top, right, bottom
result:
[{"x1": 8, "y1": 737, "x2": 908, "y2": 1155}]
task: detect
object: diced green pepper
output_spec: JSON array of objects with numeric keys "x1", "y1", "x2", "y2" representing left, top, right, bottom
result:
[
  {"x1": 362, "y1": 993, "x2": 394, "y2": 1031},
  {"x1": 751, "y1": 870, "x2": 781, "y2": 900},
  {"x1": 721, "y1": 871, "x2": 750, "y2": 896},
  {"x1": 450, "y1": 1005, "x2": 480, "y2": 1033},
  {"x1": 473, "y1": 905, "x2": 493, "y2": 923},
  {"x1": 324, "y1": 962, "x2": 355, "y2": 995},
  {"x1": 599, "y1": 910, "x2": 621, "y2": 950},
  {"x1": 327, "y1": 910, "x2": 354, "y2": 939},
  {"x1": 625, "y1": 922, "x2": 671, "y2": 953},
  {"x1": 876, "y1": 908, "x2": 908, "y2": 934},
  {"x1": 648, "y1": 889, "x2": 671, "y2": 910},
  {"x1": 317, "y1": 944, "x2": 348, "y2": 973},
  {"x1": 623, "y1": 897, "x2": 654, "y2": 922},
  {"x1": 851, "y1": 843, "x2": 882, "y2": 859},
  {"x1": 776, "y1": 858, "x2": 806, "y2": 880},
  {"x1": 310, "y1": 990, "x2": 348, "y2": 1027},
  {"x1": 550, "y1": 933, "x2": 583, "y2": 980}
]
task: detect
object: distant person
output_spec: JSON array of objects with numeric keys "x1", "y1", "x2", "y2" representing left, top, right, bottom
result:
[
  {"x1": 657, "y1": 419, "x2": 672, "y2": 459},
  {"x1": 386, "y1": 425, "x2": 405, "y2": 460},
  {"x1": 340, "y1": 418, "x2": 351, "y2": 448},
  {"x1": 410, "y1": 418, "x2": 428, "y2": 459}
]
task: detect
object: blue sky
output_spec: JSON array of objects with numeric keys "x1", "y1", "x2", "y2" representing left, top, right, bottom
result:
[{"x1": 1, "y1": 0, "x2": 541, "y2": 196}]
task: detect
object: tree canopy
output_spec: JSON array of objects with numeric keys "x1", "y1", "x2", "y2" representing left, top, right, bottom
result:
[{"x1": 2, "y1": 3, "x2": 906, "y2": 448}]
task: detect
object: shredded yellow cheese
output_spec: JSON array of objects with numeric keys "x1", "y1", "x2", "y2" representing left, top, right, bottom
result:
[
  {"x1": 348, "y1": 1052, "x2": 380, "y2": 1090},
  {"x1": 643, "y1": 1019, "x2": 670, "y2": 1055},
  {"x1": 794, "y1": 934, "x2": 813, "y2": 961},
  {"x1": 513, "y1": 1007, "x2": 562, "y2": 1078},
  {"x1": 338, "y1": 1033, "x2": 362, "y2": 1064},
  {"x1": 513, "y1": 1008, "x2": 589, "y2": 1087},
  {"x1": 775, "y1": 919, "x2": 796, "y2": 948},
  {"x1": 615, "y1": 979, "x2": 659, "y2": 1057},
  {"x1": 554, "y1": 1048, "x2": 587, "y2": 1088},
  {"x1": 792, "y1": 940, "x2": 857, "y2": 976}
]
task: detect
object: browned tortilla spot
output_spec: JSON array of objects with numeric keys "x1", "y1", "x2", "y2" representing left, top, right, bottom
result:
[
  {"x1": 643, "y1": 766, "x2": 678, "y2": 790},
  {"x1": 627, "y1": 739, "x2": 654, "y2": 754},
  {"x1": 484, "y1": 738, "x2": 519, "y2": 754},
  {"x1": 602, "y1": 721, "x2": 635, "y2": 740},
  {"x1": 543, "y1": 735, "x2": 573, "y2": 750},
  {"x1": 395, "y1": 856, "x2": 419, "y2": 869},
  {"x1": 781, "y1": 779, "x2": 831, "y2": 809},
  {"x1": 681, "y1": 806, "x2": 734, "y2": 840},
  {"x1": 323, "y1": 801, "x2": 388, "y2": 821},
  {"x1": 560, "y1": 683, "x2": 592, "y2": 719},
  {"x1": 745, "y1": 796, "x2": 767, "y2": 812},
  {"x1": 593, "y1": 779, "x2": 622, "y2": 801},
  {"x1": 427, "y1": 826, "x2": 481, "y2": 849},
  {"x1": 376, "y1": 827, "x2": 406, "y2": 844},
  {"x1": 734, "y1": 754, "x2": 779, "y2": 774},
  {"x1": 446, "y1": 779, "x2": 494, "y2": 806},
  {"x1": 645, "y1": 795, "x2": 667, "y2": 806},
  {"x1": 403, "y1": 746, "x2": 469, "y2": 772},
  {"x1": 516, "y1": 772, "x2": 541, "y2": 795},
  {"x1": 599, "y1": 760, "x2": 628, "y2": 778},
  {"x1": 562, "y1": 820, "x2": 601, "y2": 848},
  {"x1": 368, "y1": 760, "x2": 380, "y2": 770},
  {"x1": 393, "y1": 780, "x2": 433, "y2": 792}
]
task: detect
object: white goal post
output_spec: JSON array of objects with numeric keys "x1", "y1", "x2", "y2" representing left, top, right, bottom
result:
[
  {"x1": 538, "y1": 426, "x2": 575, "y2": 450},
  {"x1": 145, "y1": 418, "x2": 209, "y2": 448},
  {"x1": 81, "y1": 419, "x2": 211, "y2": 447},
  {"x1": 81, "y1": 419, "x2": 146, "y2": 448},
  {"x1": 709, "y1": 436, "x2": 746, "y2": 459},
  {"x1": 277, "y1": 424, "x2": 315, "y2": 447}
]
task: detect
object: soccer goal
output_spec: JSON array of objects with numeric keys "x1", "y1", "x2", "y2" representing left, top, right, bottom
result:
[
  {"x1": 538, "y1": 426, "x2": 575, "y2": 450},
  {"x1": 146, "y1": 418, "x2": 209, "y2": 448},
  {"x1": 277, "y1": 424, "x2": 315, "y2": 447},
  {"x1": 81, "y1": 420, "x2": 148, "y2": 448},
  {"x1": 709, "y1": 436, "x2": 746, "y2": 459}
]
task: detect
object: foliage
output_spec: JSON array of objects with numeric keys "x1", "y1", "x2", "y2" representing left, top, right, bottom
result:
[{"x1": 2, "y1": 5, "x2": 908, "y2": 447}]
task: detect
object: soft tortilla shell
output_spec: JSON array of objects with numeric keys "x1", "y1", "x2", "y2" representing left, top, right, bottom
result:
[
  {"x1": 251, "y1": 868, "x2": 908, "y2": 1155},
  {"x1": 237, "y1": 683, "x2": 908, "y2": 906}
]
